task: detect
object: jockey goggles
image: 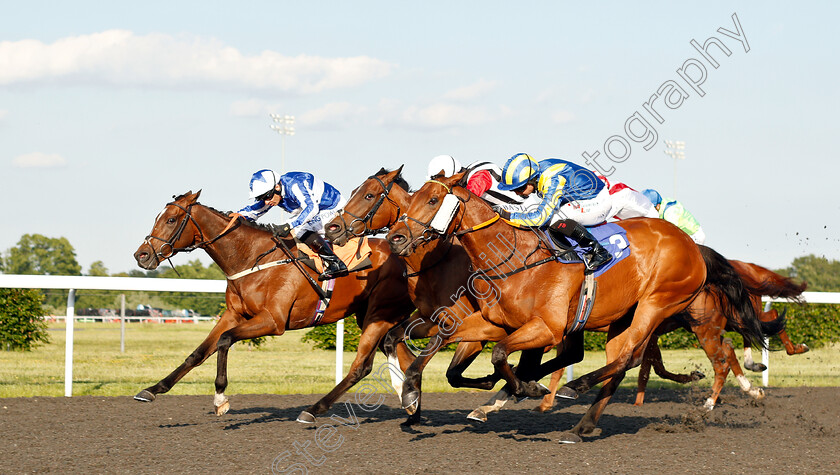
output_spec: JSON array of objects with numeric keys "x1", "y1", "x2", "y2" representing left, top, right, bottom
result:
[{"x1": 256, "y1": 188, "x2": 277, "y2": 202}]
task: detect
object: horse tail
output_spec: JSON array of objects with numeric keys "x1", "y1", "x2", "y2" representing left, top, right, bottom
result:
[
  {"x1": 698, "y1": 245, "x2": 785, "y2": 348},
  {"x1": 729, "y1": 260, "x2": 808, "y2": 302}
]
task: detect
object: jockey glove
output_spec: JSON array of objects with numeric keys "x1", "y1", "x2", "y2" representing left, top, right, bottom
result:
[{"x1": 272, "y1": 223, "x2": 292, "y2": 238}]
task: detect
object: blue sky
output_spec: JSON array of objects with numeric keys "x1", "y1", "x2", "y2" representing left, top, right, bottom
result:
[{"x1": 1, "y1": 1, "x2": 837, "y2": 274}]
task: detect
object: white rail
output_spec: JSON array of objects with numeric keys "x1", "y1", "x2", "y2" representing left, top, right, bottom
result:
[{"x1": 1, "y1": 275, "x2": 838, "y2": 396}]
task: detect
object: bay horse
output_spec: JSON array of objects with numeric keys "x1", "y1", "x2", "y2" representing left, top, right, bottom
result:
[
  {"x1": 132, "y1": 191, "x2": 416, "y2": 422},
  {"x1": 326, "y1": 167, "x2": 530, "y2": 423},
  {"x1": 731, "y1": 260, "x2": 809, "y2": 371},
  {"x1": 470, "y1": 247, "x2": 786, "y2": 419},
  {"x1": 387, "y1": 172, "x2": 766, "y2": 443}
]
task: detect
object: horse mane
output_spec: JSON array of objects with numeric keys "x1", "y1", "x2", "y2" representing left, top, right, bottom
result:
[
  {"x1": 374, "y1": 167, "x2": 413, "y2": 192},
  {"x1": 183, "y1": 197, "x2": 275, "y2": 234}
]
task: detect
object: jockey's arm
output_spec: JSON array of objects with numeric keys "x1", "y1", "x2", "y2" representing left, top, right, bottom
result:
[
  {"x1": 237, "y1": 200, "x2": 271, "y2": 221},
  {"x1": 508, "y1": 175, "x2": 565, "y2": 227},
  {"x1": 286, "y1": 181, "x2": 319, "y2": 233},
  {"x1": 466, "y1": 170, "x2": 493, "y2": 196}
]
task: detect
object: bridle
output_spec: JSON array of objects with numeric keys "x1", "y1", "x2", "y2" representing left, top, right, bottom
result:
[
  {"x1": 396, "y1": 180, "x2": 548, "y2": 279},
  {"x1": 143, "y1": 201, "x2": 240, "y2": 265},
  {"x1": 337, "y1": 174, "x2": 401, "y2": 237}
]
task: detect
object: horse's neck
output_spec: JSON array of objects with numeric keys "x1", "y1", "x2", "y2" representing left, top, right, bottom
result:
[
  {"x1": 193, "y1": 206, "x2": 279, "y2": 276},
  {"x1": 455, "y1": 202, "x2": 535, "y2": 271}
]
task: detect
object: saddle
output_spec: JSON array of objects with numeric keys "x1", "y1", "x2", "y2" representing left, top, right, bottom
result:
[{"x1": 295, "y1": 236, "x2": 373, "y2": 275}]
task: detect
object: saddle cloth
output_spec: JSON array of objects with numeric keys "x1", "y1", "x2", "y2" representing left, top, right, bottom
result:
[
  {"x1": 297, "y1": 236, "x2": 373, "y2": 274},
  {"x1": 552, "y1": 222, "x2": 631, "y2": 278}
]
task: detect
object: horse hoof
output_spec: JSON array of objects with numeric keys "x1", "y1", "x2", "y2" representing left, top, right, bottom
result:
[
  {"x1": 401, "y1": 413, "x2": 423, "y2": 426},
  {"x1": 556, "y1": 386, "x2": 578, "y2": 400},
  {"x1": 690, "y1": 371, "x2": 705, "y2": 381},
  {"x1": 558, "y1": 432, "x2": 583, "y2": 444},
  {"x1": 296, "y1": 411, "x2": 316, "y2": 424},
  {"x1": 751, "y1": 388, "x2": 765, "y2": 400},
  {"x1": 466, "y1": 409, "x2": 487, "y2": 423},
  {"x1": 401, "y1": 391, "x2": 419, "y2": 414},
  {"x1": 214, "y1": 400, "x2": 230, "y2": 416},
  {"x1": 133, "y1": 390, "x2": 156, "y2": 402},
  {"x1": 745, "y1": 362, "x2": 767, "y2": 373},
  {"x1": 516, "y1": 381, "x2": 550, "y2": 400},
  {"x1": 792, "y1": 344, "x2": 810, "y2": 355},
  {"x1": 533, "y1": 403, "x2": 553, "y2": 413}
]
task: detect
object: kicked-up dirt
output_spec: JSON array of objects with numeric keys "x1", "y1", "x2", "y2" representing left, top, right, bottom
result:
[{"x1": 1, "y1": 387, "x2": 838, "y2": 474}]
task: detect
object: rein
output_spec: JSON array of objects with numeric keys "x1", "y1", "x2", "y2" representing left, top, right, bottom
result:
[
  {"x1": 144, "y1": 202, "x2": 242, "y2": 260},
  {"x1": 338, "y1": 175, "x2": 401, "y2": 237},
  {"x1": 409, "y1": 180, "x2": 554, "y2": 279}
]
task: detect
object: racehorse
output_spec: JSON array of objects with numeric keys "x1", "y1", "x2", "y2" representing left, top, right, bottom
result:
[
  {"x1": 387, "y1": 172, "x2": 767, "y2": 443},
  {"x1": 731, "y1": 260, "x2": 809, "y2": 371},
  {"x1": 326, "y1": 168, "x2": 531, "y2": 423},
  {"x1": 132, "y1": 191, "x2": 416, "y2": 422}
]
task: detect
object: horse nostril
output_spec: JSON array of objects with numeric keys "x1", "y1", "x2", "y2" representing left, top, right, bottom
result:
[
  {"x1": 327, "y1": 224, "x2": 340, "y2": 232},
  {"x1": 391, "y1": 235, "x2": 405, "y2": 243}
]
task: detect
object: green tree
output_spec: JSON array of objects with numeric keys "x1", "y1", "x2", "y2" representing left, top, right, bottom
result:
[
  {"x1": 158, "y1": 260, "x2": 225, "y2": 315},
  {"x1": 87, "y1": 261, "x2": 109, "y2": 277},
  {"x1": 776, "y1": 254, "x2": 840, "y2": 292},
  {"x1": 76, "y1": 261, "x2": 120, "y2": 311},
  {"x1": 0, "y1": 288, "x2": 50, "y2": 351},
  {"x1": 3, "y1": 234, "x2": 82, "y2": 276},
  {"x1": 3, "y1": 234, "x2": 82, "y2": 310}
]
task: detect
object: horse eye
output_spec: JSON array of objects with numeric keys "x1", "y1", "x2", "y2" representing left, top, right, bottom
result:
[
  {"x1": 428, "y1": 197, "x2": 438, "y2": 206},
  {"x1": 166, "y1": 217, "x2": 176, "y2": 224},
  {"x1": 365, "y1": 193, "x2": 375, "y2": 200}
]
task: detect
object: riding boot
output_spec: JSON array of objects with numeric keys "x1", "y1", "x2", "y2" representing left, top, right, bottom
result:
[
  {"x1": 303, "y1": 232, "x2": 349, "y2": 281},
  {"x1": 551, "y1": 220, "x2": 613, "y2": 272}
]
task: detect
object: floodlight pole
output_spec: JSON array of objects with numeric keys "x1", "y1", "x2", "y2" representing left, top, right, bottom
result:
[
  {"x1": 663, "y1": 140, "x2": 686, "y2": 198},
  {"x1": 270, "y1": 114, "x2": 295, "y2": 173}
]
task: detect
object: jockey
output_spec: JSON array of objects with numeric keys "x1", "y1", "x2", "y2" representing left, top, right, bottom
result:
[
  {"x1": 426, "y1": 155, "x2": 540, "y2": 212},
  {"x1": 596, "y1": 174, "x2": 660, "y2": 220},
  {"x1": 237, "y1": 169, "x2": 349, "y2": 281},
  {"x1": 497, "y1": 153, "x2": 613, "y2": 271},
  {"x1": 642, "y1": 189, "x2": 706, "y2": 245}
]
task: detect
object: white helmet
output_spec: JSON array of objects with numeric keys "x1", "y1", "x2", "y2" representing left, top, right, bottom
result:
[
  {"x1": 248, "y1": 169, "x2": 279, "y2": 198},
  {"x1": 427, "y1": 155, "x2": 463, "y2": 179}
]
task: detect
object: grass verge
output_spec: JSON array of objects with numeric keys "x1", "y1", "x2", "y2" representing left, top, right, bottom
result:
[{"x1": 1, "y1": 322, "x2": 837, "y2": 398}]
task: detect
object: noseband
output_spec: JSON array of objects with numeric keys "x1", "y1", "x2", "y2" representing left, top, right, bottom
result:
[{"x1": 143, "y1": 201, "x2": 238, "y2": 262}]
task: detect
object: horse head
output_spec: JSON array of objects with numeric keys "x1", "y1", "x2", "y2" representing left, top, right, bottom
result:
[
  {"x1": 387, "y1": 171, "x2": 473, "y2": 256},
  {"x1": 325, "y1": 165, "x2": 408, "y2": 246},
  {"x1": 134, "y1": 190, "x2": 204, "y2": 270}
]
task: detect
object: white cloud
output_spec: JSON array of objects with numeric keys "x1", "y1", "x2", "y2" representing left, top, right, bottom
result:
[
  {"x1": 387, "y1": 102, "x2": 510, "y2": 129},
  {"x1": 299, "y1": 102, "x2": 367, "y2": 128},
  {"x1": 13, "y1": 152, "x2": 66, "y2": 168},
  {"x1": 0, "y1": 30, "x2": 394, "y2": 93},
  {"x1": 443, "y1": 79, "x2": 498, "y2": 101}
]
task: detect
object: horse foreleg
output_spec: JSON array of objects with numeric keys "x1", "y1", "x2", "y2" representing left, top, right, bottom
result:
[
  {"x1": 536, "y1": 350, "x2": 565, "y2": 413},
  {"x1": 213, "y1": 312, "x2": 280, "y2": 416},
  {"x1": 134, "y1": 311, "x2": 240, "y2": 403},
  {"x1": 634, "y1": 338, "x2": 657, "y2": 406},
  {"x1": 560, "y1": 371, "x2": 626, "y2": 444},
  {"x1": 726, "y1": 338, "x2": 764, "y2": 406},
  {"x1": 298, "y1": 319, "x2": 395, "y2": 424},
  {"x1": 446, "y1": 341, "x2": 496, "y2": 389},
  {"x1": 490, "y1": 319, "x2": 557, "y2": 400}
]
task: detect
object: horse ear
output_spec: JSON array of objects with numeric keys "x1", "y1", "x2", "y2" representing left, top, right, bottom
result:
[
  {"x1": 396, "y1": 164, "x2": 404, "y2": 175},
  {"x1": 452, "y1": 170, "x2": 468, "y2": 187}
]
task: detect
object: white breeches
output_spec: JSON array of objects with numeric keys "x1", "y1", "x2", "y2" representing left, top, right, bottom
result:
[
  {"x1": 610, "y1": 188, "x2": 659, "y2": 220},
  {"x1": 292, "y1": 196, "x2": 347, "y2": 238},
  {"x1": 553, "y1": 187, "x2": 613, "y2": 226}
]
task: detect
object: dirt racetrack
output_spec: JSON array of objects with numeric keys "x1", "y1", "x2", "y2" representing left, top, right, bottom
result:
[{"x1": 2, "y1": 387, "x2": 838, "y2": 474}]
